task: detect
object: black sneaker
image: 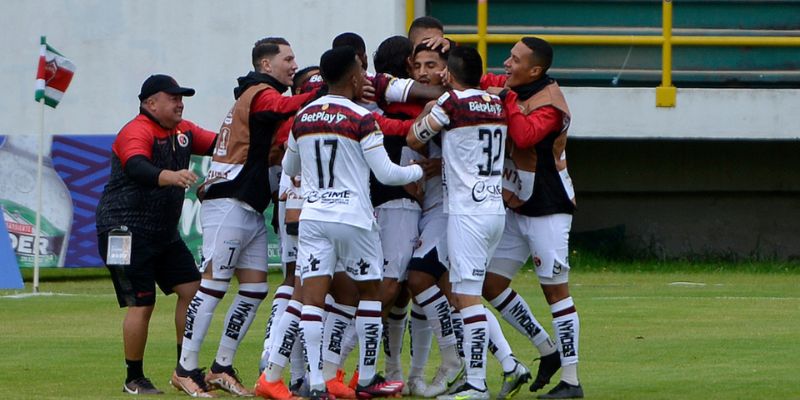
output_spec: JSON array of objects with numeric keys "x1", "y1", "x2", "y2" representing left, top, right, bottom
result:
[
  {"x1": 355, "y1": 374, "x2": 404, "y2": 399},
  {"x1": 536, "y1": 381, "x2": 583, "y2": 399},
  {"x1": 309, "y1": 388, "x2": 336, "y2": 400},
  {"x1": 529, "y1": 352, "x2": 561, "y2": 392},
  {"x1": 290, "y1": 377, "x2": 310, "y2": 397},
  {"x1": 123, "y1": 377, "x2": 164, "y2": 395}
]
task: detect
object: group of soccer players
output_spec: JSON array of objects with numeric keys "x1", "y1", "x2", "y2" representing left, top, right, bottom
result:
[{"x1": 169, "y1": 16, "x2": 583, "y2": 400}]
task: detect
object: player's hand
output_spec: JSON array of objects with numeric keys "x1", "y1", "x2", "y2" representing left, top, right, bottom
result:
[
  {"x1": 422, "y1": 100, "x2": 437, "y2": 115},
  {"x1": 161, "y1": 169, "x2": 198, "y2": 189},
  {"x1": 361, "y1": 80, "x2": 376, "y2": 103},
  {"x1": 412, "y1": 158, "x2": 442, "y2": 179},
  {"x1": 436, "y1": 67, "x2": 450, "y2": 87},
  {"x1": 422, "y1": 36, "x2": 451, "y2": 52}
]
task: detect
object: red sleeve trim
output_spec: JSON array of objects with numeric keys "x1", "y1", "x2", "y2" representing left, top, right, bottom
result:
[
  {"x1": 251, "y1": 87, "x2": 316, "y2": 115},
  {"x1": 179, "y1": 120, "x2": 217, "y2": 155},
  {"x1": 113, "y1": 117, "x2": 155, "y2": 168},
  {"x1": 481, "y1": 73, "x2": 508, "y2": 90},
  {"x1": 374, "y1": 113, "x2": 415, "y2": 137}
]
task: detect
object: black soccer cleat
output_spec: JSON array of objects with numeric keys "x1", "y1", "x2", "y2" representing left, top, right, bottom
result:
[
  {"x1": 309, "y1": 388, "x2": 336, "y2": 400},
  {"x1": 529, "y1": 351, "x2": 561, "y2": 392},
  {"x1": 123, "y1": 377, "x2": 164, "y2": 395},
  {"x1": 536, "y1": 381, "x2": 584, "y2": 399}
]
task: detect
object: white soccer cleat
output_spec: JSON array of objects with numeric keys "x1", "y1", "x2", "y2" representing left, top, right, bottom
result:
[{"x1": 423, "y1": 362, "x2": 465, "y2": 398}]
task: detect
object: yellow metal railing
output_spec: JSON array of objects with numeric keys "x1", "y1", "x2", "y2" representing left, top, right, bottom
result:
[{"x1": 406, "y1": 0, "x2": 800, "y2": 107}]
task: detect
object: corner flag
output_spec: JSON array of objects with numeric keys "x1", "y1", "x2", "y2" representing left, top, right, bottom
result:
[{"x1": 35, "y1": 36, "x2": 75, "y2": 108}]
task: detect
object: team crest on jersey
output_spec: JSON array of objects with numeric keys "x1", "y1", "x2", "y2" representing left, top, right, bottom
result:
[
  {"x1": 482, "y1": 94, "x2": 492, "y2": 102},
  {"x1": 321, "y1": 103, "x2": 330, "y2": 111},
  {"x1": 177, "y1": 133, "x2": 189, "y2": 147}
]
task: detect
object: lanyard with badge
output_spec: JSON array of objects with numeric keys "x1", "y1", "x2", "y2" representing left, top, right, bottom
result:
[{"x1": 106, "y1": 226, "x2": 132, "y2": 266}]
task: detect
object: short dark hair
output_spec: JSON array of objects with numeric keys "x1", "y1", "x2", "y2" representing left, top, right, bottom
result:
[
  {"x1": 408, "y1": 16, "x2": 444, "y2": 36},
  {"x1": 332, "y1": 32, "x2": 366, "y2": 55},
  {"x1": 447, "y1": 46, "x2": 482, "y2": 88},
  {"x1": 293, "y1": 66, "x2": 320, "y2": 91},
  {"x1": 320, "y1": 46, "x2": 360, "y2": 86},
  {"x1": 373, "y1": 36, "x2": 413, "y2": 78},
  {"x1": 252, "y1": 37, "x2": 290, "y2": 69},
  {"x1": 413, "y1": 42, "x2": 449, "y2": 61},
  {"x1": 520, "y1": 36, "x2": 553, "y2": 72}
]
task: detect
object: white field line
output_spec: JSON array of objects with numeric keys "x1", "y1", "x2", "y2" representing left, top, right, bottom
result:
[
  {"x1": 0, "y1": 292, "x2": 116, "y2": 299},
  {"x1": 592, "y1": 296, "x2": 799, "y2": 301}
]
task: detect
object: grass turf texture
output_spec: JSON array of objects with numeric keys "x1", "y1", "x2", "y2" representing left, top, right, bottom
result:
[{"x1": 1, "y1": 264, "x2": 798, "y2": 399}]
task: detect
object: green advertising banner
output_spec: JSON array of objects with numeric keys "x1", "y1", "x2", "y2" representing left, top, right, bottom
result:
[{"x1": 181, "y1": 156, "x2": 282, "y2": 267}]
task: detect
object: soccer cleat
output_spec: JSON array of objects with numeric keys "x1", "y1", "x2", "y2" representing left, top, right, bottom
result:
[
  {"x1": 348, "y1": 370, "x2": 359, "y2": 390},
  {"x1": 355, "y1": 374, "x2": 404, "y2": 399},
  {"x1": 327, "y1": 375, "x2": 357, "y2": 399},
  {"x1": 171, "y1": 368, "x2": 216, "y2": 397},
  {"x1": 529, "y1": 352, "x2": 561, "y2": 392},
  {"x1": 536, "y1": 381, "x2": 583, "y2": 399},
  {"x1": 424, "y1": 362, "x2": 465, "y2": 398},
  {"x1": 435, "y1": 382, "x2": 489, "y2": 400},
  {"x1": 254, "y1": 374, "x2": 300, "y2": 400},
  {"x1": 205, "y1": 364, "x2": 253, "y2": 397},
  {"x1": 290, "y1": 377, "x2": 310, "y2": 398},
  {"x1": 309, "y1": 388, "x2": 337, "y2": 400},
  {"x1": 496, "y1": 361, "x2": 531, "y2": 400},
  {"x1": 123, "y1": 377, "x2": 164, "y2": 395},
  {"x1": 407, "y1": 375, "x2": 428, "y2": 397}
]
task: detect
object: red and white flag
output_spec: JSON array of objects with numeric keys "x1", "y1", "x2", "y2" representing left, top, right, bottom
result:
[{"x1": 35, "y1": 36, "x2": 75, "y2": 108}]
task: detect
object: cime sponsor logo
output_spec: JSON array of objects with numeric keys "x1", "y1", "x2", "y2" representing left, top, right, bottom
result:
[
  {"x1": 300, "y1": 110, "x2": 348, "y2": 124},
  {"x1": 305, "y1": 190, "x2": 351, "y2": 205},
  {"x1": 471, "y1": 181, "x2": 502, "y2": 202}
]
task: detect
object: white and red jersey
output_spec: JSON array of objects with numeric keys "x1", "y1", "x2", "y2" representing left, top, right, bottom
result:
[
  {"x1": 429, "y1": 88, "x2": 507, "y2": 216},
  {"x1": 284, "y1": 94, "x2": 422, "y2": 230}
]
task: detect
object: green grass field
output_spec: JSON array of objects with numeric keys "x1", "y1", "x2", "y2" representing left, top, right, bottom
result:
[{"x1": 1, "y1": 263, "x2": 799, "y2": 399}]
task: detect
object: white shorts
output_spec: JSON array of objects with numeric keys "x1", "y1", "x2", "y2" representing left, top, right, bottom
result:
[
  {"x1": 412, "y1": 205, "x2": 448, "y2": 266},
  {"x1": 447, "y1": 214, "x2": 505, "y2": 296},
  {"x1": 376, "y1": 206, "x2": 420, "y2": 281},
  {"x1": 297, "y1": 220, "x2": 383, "y2": 282},
  {"x1": 490, "y1": 211, "x2": 572, "y2": 285},
  {"x1": 200, "y1": 198, "x2": 268, "y2": 279}
]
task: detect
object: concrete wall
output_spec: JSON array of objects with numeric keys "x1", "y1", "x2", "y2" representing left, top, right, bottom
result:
[
  {"x1": 2, "y1": 0, "x2": 798, "y2": 260},
  {"x1": 0, "y1": 0, "x2": 406, "y2": 135}
]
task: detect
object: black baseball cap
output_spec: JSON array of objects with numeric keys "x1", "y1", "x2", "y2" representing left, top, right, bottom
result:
[{"x1": 138, "y1": 74, "x2": 196, "y2": 101}]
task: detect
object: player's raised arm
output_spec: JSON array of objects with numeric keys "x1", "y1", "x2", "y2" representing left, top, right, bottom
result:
[
  {"x1": 406, "y1": 96, "x2": 447, "y2": 152},
  {"x1": 361, "y1": 114, "x2": 423, "y2": 186}
]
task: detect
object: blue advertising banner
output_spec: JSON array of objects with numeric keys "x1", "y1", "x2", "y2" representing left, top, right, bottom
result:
[{"x1": 0, "y1": 135, "x2": 280, "y2": 268}]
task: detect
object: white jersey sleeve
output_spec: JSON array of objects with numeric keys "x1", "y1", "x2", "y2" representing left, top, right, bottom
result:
[
  {"x1": 362, "y1": 131, "x2": 423, "y2": 185},
  {"x1": 384, "y1": 77, "x2": 415, "y2": 103},
  {"x1": 282, "y1": 132, "x2": 301, "y2": 177}
]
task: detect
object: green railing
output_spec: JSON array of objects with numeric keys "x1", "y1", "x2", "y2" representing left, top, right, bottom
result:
[{"x1": 408, "y1": 0, "x2": 800, "y2": 107}]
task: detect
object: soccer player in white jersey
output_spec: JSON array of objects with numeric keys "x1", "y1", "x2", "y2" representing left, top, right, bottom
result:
[
  {"x1": 282, "y1": 46, "x2": 424, "y2": 400},
  {"x1": 407, "y1": 46, "x2": 507, "y2": 400}
]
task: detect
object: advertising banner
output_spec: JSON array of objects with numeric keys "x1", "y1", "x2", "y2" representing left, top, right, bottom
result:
[{"x1": 0, "y1": 135, "x2": 281, "y2": 268}]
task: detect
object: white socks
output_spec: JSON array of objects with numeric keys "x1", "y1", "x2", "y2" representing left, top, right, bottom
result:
[
  {"x1": 384, "y1": 305, "x2": 408, "y2": 380},
  {"x1": 460, "y1": 304, "x2": 488, "y2": 391},
  {"x1": 356, "y1": 300, "x2": 383, "y2": 386},
  {"x1": 409, "y1": 302, "x2": 432, "y2": 378},
  {"x1": 265, "y1": 299, "x2": 303, "y2": 381},
  {"x1": 179, "y1": 279, "x2": 228, "y2": 371},
  {"x1": 490, "y1": 287, "x2": 555, "y2": 355},
  {"x1": 216, "y1": 282, "x2": 267, "y2": 367},
  {"x1": 551, "y1": 297, "x2": 580, "y2": 385},
  {"x1": 300, "y1": 305, "x2": 326, "y2": 391}
]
